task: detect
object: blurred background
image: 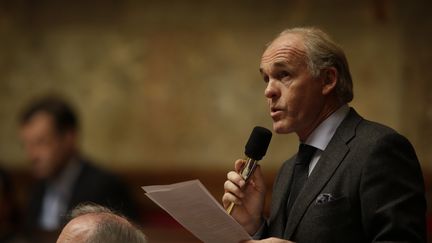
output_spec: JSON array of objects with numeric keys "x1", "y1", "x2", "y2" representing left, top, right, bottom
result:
[{"x1": 0, "y1": 0, "x2": 431, "y2": 242}]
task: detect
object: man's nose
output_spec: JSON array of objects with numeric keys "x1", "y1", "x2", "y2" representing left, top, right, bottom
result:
[
  {"x1": 264, "y1": 80, "x2": 280, "y2": 99},
  {"x1": 29, "y1": 151, "x2": 40, "y2": 162},
  {"x1": 25, "y1": 146, "x2": 39, "y2": 161}
]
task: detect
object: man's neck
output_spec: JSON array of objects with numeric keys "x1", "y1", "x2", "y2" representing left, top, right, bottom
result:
[
  {"x1": 48, "y1": 153, "x2": 77, "y2": 182},
  {"x1": 297, "y1": 100, "x2": 344, "y2": 142}
]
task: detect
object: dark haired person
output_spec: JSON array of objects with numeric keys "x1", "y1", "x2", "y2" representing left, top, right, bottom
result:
[
  {"x1": 222, "y1": 27, "x2": 426, "y2": 242},
  {"x1": 19, "y1": 95, "x2": 137, "y2": 240}
]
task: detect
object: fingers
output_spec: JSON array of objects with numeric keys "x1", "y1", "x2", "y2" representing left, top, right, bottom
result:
[
  {"x1": 235, "y1": 159, "x2": 264, "y2": 188},
  {"x1": 223, "y1": 171, "x2": 245, "y2": 207},
  {"x1": 222, "y1": 190, "x2": 242, "y2": 207},
  {"x1": 222, "y1": 158, "x2": 267, "y2": 208},
  {"x1": 227, "y1": 170, "x2": 245, "y2": 188},
  {"x1": 222, "y1": 159, "x2": 246, "y2": 207}
]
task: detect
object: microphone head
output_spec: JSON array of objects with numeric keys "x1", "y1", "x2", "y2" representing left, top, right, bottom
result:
[{"x1": 245, "y1": 126, "x2": 272, "y2": 160}]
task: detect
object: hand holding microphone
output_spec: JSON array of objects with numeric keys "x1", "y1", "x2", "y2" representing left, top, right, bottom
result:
[{"x1": 223, "y1": 126, "x2": 272, "y2": 234}]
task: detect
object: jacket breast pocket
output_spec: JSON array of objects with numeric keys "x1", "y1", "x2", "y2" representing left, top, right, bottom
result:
[
  {"x1": 308, "y1": 197, "x2": 351, "y2": 224},
  {"x1": 297, "y1": 197, "x2": 359, "y2": 243}
]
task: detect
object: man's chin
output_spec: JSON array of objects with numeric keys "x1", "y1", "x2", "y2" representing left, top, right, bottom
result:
[
  {"x1": 32, "y1": 167, "x2": 52, "y2": 179},
  {"x1": 272, "y1": 123, "x2": 293, "y2": 134},
  {"x1": 33, "y1": 172, "x2": 48, "y2": 179}
]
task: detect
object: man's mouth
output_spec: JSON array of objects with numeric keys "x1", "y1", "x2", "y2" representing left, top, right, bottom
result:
[{"x1": 270, "y1": 107, "x2": 283, "y2": 118}]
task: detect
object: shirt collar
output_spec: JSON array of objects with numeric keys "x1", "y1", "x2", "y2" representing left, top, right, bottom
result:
[
  {"x1": 47, "y1": 157, "x2": 82, "y2": 195},
  {"x1": 304, "y1": 105, "x2": 350, "y2": 151}
]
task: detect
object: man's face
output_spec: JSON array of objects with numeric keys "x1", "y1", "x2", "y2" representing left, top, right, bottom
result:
[
  {"x1": 20, "y1": 112, "x2": 74, "y2": 179},
  {"x1": 260, "y1": 34, "x2": 326, "y2": 139}
]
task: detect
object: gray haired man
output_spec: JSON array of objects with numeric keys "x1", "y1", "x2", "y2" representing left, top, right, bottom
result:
[{"x1": 57, "y1": 204, "x2": 146, "y2": 243}]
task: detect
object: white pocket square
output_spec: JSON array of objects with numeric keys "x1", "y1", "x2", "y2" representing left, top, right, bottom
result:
[{"x1": 315, "y1": 193, "x2": 336, "y2": 205}]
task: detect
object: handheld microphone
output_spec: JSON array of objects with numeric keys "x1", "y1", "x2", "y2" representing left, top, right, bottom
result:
[{"x1": 227, "y1": 126, "x2": 272, "y2": 214}]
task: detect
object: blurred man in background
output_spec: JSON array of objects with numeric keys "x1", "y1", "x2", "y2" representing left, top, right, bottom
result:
[{"x1": 19, "y1": 95, "x2": 137, "y2": 240}]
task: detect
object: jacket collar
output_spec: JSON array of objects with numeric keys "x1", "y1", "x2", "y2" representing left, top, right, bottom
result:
[{"x1": 283, "y1": 108, "x2": 362, "y2": 238}]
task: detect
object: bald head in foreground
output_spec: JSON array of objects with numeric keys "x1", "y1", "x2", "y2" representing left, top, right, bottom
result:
[{"x1": 57, "y1": 204, "x2": 146, "y2": 243}]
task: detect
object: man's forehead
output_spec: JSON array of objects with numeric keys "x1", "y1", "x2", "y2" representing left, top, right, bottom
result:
[
  {"x1": 23, "y1": 112, "x2": 54, "y2": 128},
  {"x1": 20, "y1": 112, "x2": 55, "y2": 135},
  {"x1": 260, "y1": 33, "x2": 307, "y2": 69},
  {"x1": 261, "y1": 46, "x2": 306, "y2": 63}
]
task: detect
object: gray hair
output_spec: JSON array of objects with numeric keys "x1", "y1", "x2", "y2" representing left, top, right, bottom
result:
[
  {"x1": 274, "y1": 27, "x2": 354, "y2": 103},
  {"x1": 69, "y1": 204, "x2": 147, "y2": 243}
]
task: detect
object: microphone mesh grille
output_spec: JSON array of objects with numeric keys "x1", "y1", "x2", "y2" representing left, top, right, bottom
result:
[{"x1": 244, "y1": 126, "x2": 272, "y2": 160}]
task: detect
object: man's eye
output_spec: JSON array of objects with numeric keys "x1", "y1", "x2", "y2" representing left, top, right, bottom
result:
[
  {"x1": 277, "y1": 71, "x2": 290, "y2": 79},
  {"x1": 263, "y1": 75, "x2": 269, "y2": 83}
]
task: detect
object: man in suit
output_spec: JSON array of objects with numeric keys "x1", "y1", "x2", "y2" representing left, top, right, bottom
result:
[
  {"x1": 222, "y1": 27, "x2": 426, "y2": 242},
  {"x1": 19, "y1": 95, "x2": 137, "y2": 240}
]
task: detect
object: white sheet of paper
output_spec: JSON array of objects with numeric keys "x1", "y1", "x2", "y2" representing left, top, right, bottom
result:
[{"x1": 142, "y1": 180, "x2": 252, "y2": 243}]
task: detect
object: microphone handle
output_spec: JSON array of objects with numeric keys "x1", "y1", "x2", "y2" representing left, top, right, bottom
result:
[{"x1": 227, "y1": 157, "x2": 258, "y2": 214}]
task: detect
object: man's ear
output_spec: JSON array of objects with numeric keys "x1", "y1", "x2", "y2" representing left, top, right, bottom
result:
[{"x1": 321, "y1": 67, "x2": 338, "y2": 95}]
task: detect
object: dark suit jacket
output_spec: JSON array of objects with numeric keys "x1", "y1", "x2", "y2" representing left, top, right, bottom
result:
[
  {"x1": 263, "y1": 108, "x2": 426, "y2": 242},
  {"x1": 26, "y1": 158, "x2": 137, "y2": 232}
]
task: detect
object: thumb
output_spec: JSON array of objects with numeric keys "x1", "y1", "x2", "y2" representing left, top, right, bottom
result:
[
  {"x1": 250, "y1": 164, "x2": 266, "y2": 190},
  {"x1": 234, "y1": 159, "x2": 246, "y2": 173}
]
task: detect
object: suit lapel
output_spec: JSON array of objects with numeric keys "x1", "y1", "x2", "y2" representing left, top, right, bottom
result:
[
  {"x1": 67, "y1": 160, "x2": 88, "y2": 209},
  {"x1": 283, "y1": 108, "x2": 362, "y2": 238},
  {"x1": 28, "y1": 181, "x2": 47, "y2": 226},
  {"x1": 268, "y1": 157, "x2": 296, "y2": 236}
]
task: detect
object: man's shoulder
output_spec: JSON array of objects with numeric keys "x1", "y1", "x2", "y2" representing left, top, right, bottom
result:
[
  {"x1": 358, "y1": 117, "x2": 399, "y2": 136},
  {"x1": 341, "y1": 110, "x2": 416, "y2": 158},
  {"x1": 344, "y1": 108, "x2": 406, "y2": 141},
  {"x1": 77, "y1": 157, "x2": 123, "y2": 185}
]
